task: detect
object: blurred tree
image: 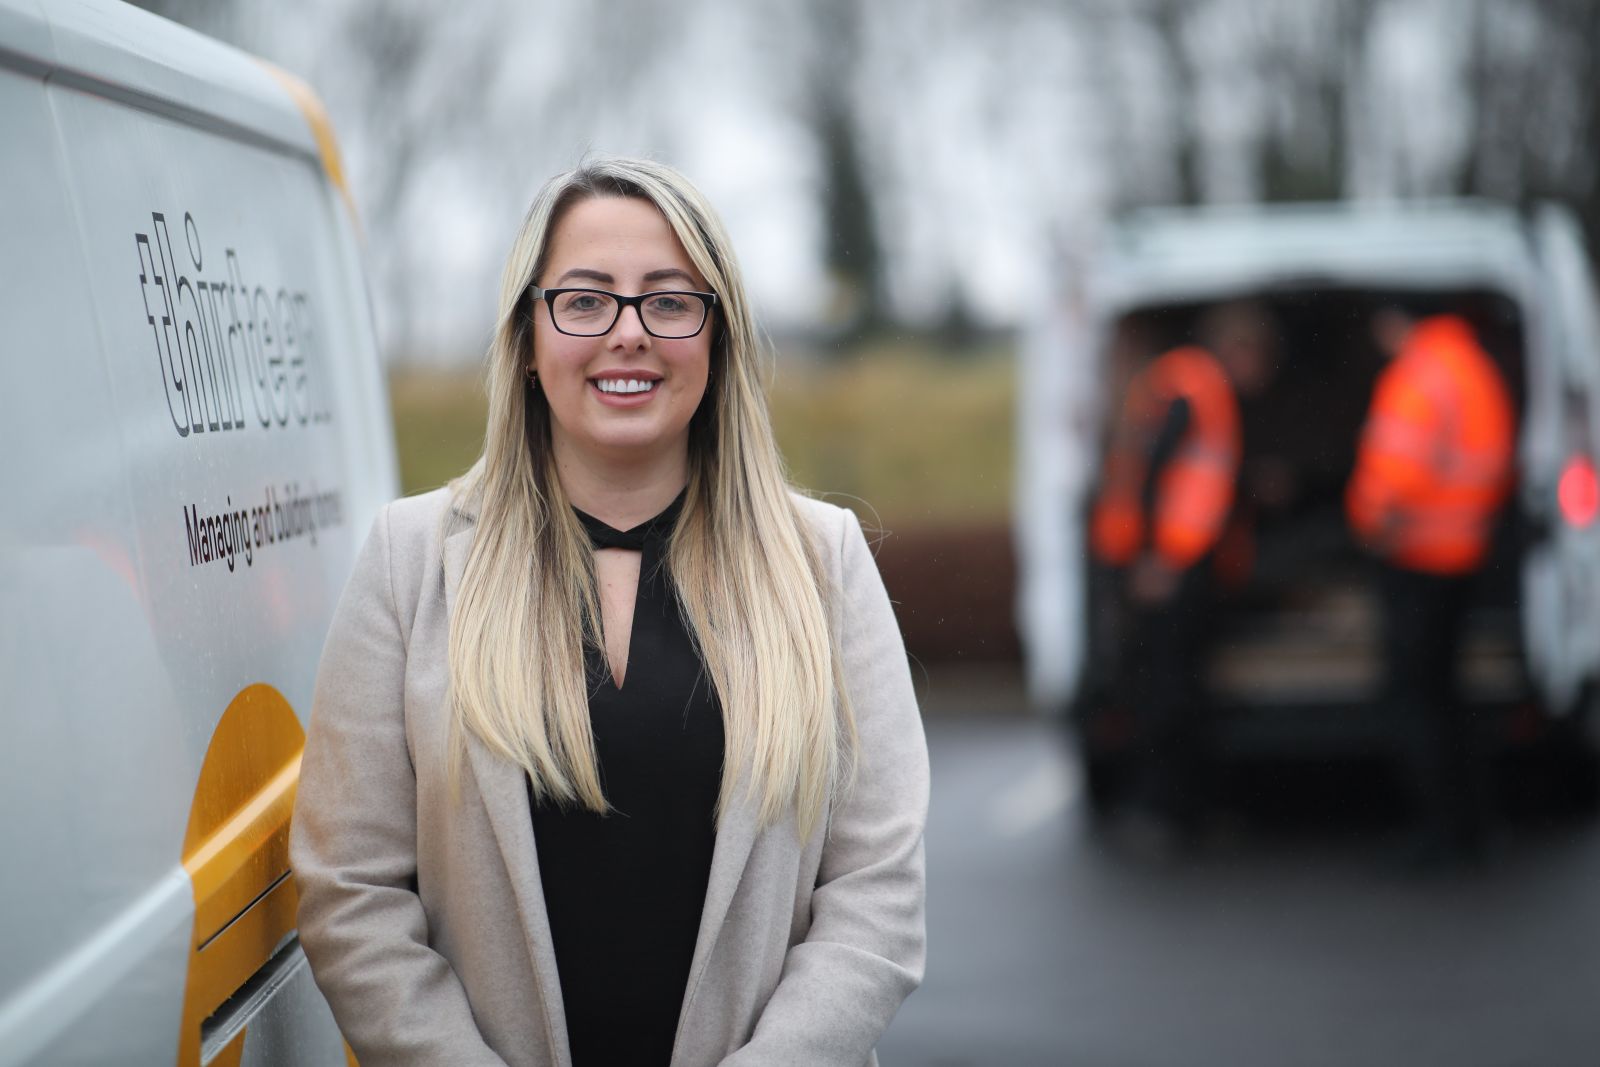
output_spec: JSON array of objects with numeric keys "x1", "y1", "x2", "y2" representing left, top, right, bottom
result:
[
  {"x1": 127, "y1": 0, "x2": 1600, "y2": 348},
  {"x1": 817, "y1": 91, "x2": 888, "y2": 338},
  {"x1": 309, "y1": 1, "x2": 508, "y2": 358},
  {"x1": 1095, "y1": 0, "x2": 1598, "y2": 246},
  {"x1": 805, "y1": 0, "x2": 889, "y2": 340},
  {"x1": 936, "y1": 280, "x2": 983, "y2": 352},
  {"x1": 1254, "y1": 0, "x2": 1375, "y2": 202},
  {"x1": 1148, "y1": 0, "x2": 1202, "y2": 206},
  {"x1": 1457, "y1": 0, "x2": 1600, "y2": 253},
  {"x1": 1565, "y1": 0, "x2": 1600, "y2": 254}
]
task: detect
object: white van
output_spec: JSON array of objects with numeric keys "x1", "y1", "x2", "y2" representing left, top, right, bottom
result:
[
  {"x1": 1015, "y1": 200, "x2": 1600, "y2": 797},
  {"x1": 0, "y1": 1, "x2": 396, "y2": 1063}
]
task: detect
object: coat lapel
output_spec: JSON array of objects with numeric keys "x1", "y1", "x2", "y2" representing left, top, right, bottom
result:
[
  {"x1": 674, "y1": 780, "x2": 761, "y2": 1058},
  {"x1": 443, "y1": 519, "x2": 572, "y2": 1067}
]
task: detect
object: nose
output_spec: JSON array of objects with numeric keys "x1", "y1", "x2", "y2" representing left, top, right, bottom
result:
[{"x1": 608, "y1": 302, "x2": 650, "y2": 349}]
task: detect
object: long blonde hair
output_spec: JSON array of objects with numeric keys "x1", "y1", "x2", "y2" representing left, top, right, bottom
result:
[{"x1": 447, "y1": 158, "x2": 854, "y2": 838}]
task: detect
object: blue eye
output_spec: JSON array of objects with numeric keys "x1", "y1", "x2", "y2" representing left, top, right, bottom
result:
[
  {"x1": 646, "y1": 294, "x2": 691, "y2": 315},
  {"x1": 557, "y1": 291, "x2": 613, "y2": 319}
]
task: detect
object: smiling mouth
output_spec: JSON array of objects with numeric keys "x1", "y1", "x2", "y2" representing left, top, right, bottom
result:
[{"x1": 591, "y1": 378, "x2": 659, "y2": 396}]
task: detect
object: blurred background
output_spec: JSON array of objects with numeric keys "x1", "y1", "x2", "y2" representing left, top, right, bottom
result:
[
  {"x1": 139, "y1": 1, "x2": 1600, "y2": 1063},
  {"x1": 135, "y1": 0, "x2": 1600, "y2": 671}
]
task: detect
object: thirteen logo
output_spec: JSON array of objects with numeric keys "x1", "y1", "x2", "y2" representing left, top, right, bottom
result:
[{"x1": 135, "y1": 211, "x2": 333, "y2": 438}]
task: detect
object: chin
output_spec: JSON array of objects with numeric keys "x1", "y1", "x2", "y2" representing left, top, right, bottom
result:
[{"x1": 585, "y1": 426, "x2": 691, "y2": 460}]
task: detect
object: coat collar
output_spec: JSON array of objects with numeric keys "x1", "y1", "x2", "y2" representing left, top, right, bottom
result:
[{"x1": 441, "y1": 507, "x2": 762, "y2": 1063}]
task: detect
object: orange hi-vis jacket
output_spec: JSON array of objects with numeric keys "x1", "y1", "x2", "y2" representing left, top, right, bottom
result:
[
  {"x1": 1346, "y1": 315, "x2": 1515, "y2": 575},
  {"x1": 1091, "y1": 346, "x2": 1242, "y2": 570}
]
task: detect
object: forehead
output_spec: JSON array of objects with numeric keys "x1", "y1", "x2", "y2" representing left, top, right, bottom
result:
[{"x1": 543, "y1": 195, "x2": 701, "y2": 284}]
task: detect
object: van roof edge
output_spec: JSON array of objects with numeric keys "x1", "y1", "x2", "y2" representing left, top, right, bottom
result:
[{"x1": 1, "y1": 0, "x2": 320, "y2": 168}]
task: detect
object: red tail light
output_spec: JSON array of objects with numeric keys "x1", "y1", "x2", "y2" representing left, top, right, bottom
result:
[{"x1": 1558, "y1": 454, "x2": 1599, "y2": 527}]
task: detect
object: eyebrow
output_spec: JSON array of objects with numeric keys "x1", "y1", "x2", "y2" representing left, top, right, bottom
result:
[
  {"x1": 642, "y1": 268, "x2": 698, "y2": 287},
  {"x1": 553, "y1": 268, "x2": 613, "y2": 286},
  {"x1": 551, "y1": 267, "x2": 701, "y2": 289}
]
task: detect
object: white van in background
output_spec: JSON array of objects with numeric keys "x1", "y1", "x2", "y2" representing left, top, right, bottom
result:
[
  {"x1": 0, "y1": 1, "x2": 396, "y2": 1063},
  {"x1": 1015, "y1": 200, "x2": 1600, "y2": 800}
]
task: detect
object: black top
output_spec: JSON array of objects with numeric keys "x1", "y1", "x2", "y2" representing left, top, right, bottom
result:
[{"x1": 530, "y1": 493, "x2": 725, "y2": 1067}]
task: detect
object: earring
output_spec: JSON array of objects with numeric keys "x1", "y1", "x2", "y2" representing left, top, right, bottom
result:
[{"x1": 526, "y1": 366, "x2": 538, "y2": 387}]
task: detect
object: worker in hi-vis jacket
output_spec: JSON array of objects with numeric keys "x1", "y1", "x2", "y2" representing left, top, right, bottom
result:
[
  {"x1": 1090, "y1": 303, "x2": 1278, "y2": 848},
  {"x1": 1348, "y1": 304, "x2": 1515, "y2": 870}
]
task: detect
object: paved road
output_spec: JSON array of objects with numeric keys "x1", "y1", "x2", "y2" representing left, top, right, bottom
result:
[{"x1": 877, "y1": 714, "x2": 1600, "y2": 1067}]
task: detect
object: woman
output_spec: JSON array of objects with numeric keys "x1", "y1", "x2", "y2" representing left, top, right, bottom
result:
[{"x1": 290, "y1": 157, "x2": 928, "y2": 1067}]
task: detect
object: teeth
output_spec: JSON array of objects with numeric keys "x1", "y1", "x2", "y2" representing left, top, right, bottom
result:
[{"x1": 596, "y1": 378, "x2": 655, "y2": 395}]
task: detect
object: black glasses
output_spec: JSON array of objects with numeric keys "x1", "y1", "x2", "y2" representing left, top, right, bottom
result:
[{"x1": 530, "y1": 287, "x2": 718, "y2": 339}]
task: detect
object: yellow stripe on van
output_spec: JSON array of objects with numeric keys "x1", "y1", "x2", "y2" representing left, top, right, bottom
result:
[
  {"x1": 177, "y1": 684, "x2": 305, "y2": 1067},
  {"x1": 258, "y1": 61, "x2": 360, "y2": 228}
]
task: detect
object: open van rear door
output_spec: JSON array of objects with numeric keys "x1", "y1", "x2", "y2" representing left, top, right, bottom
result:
[{"x1": 1522, "y1": 205, "x2": 1600, "y2": 715}]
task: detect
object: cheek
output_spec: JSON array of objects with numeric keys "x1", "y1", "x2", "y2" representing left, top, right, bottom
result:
[
  {"x1": 668, "y1": 342, "x2": 713, "y2": 392},
  {"x1": 533, "y1": 332, "x2": 590, "y2": 383},
  {"x1": 529, "y1": 323, "x2": 553, "y2": 376}
]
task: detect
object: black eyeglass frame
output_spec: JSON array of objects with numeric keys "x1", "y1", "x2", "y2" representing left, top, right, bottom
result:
[{"x1": 529, "y1": 287, "x2": 720, "y2": 339}]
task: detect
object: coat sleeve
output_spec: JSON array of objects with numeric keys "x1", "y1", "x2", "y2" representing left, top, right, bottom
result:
[
  {"x1": 290, "y1": 506, "x2": 509, "y2": 1067},
  {"x1": 721, "y1": 507, "x2": 930, "y2": 1066}
]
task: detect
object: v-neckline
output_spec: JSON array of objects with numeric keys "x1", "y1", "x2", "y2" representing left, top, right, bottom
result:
[{"x1": 594, "y1": 547, "x2": 642, "y2": 692}]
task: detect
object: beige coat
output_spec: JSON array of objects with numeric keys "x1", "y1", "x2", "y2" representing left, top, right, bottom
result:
[{"x1": 289, "y1": 487, "x2": 928, "y2": 1066}]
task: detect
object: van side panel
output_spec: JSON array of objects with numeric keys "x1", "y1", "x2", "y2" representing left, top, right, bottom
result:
[
  {"x1": 0, "y1": 59, "x2": 193, "y2": 1067},
  {"x1": 50, "y1": 80, "x2": 383, "y2": 1062},
  {"x1": 47, "y1": 78, "x2": 389, "y2": 724},
  {"x1": 0, "y1": 6, "x2": 394, "y2": 1061}
]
